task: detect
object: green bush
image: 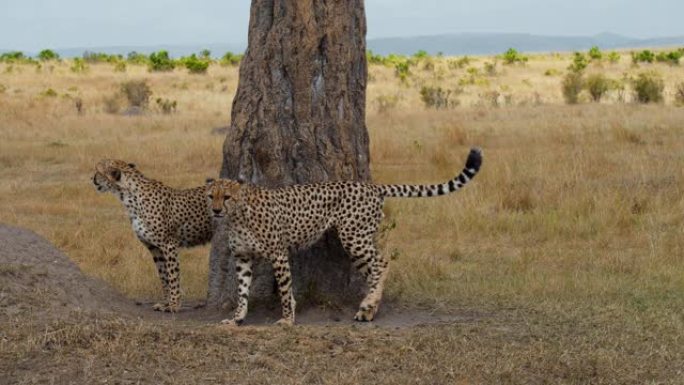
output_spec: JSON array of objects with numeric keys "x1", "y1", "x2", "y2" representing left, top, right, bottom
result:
[
  {"x1": 568, "y1": 52, "x2": 589, "y2": 73},
  {"x1": 183, "y1": 54, "x2": 209, "y2": 74},
  {"x1": 413, "y1": 50, "x2": 429, "y2": 59},
  {"x1": 502, "y1": 48, "x2": 528, "y2": 65},
  {"x1": 632, "y1": 71, "x2": 664, "y2": 103},
  {"x1": 127, "y1": 51, "x2": 149, "y2": 65},
  {"x1": 607, "y1": 51, "x2": 621, "y2": 64},
  {"x1": 632, "y1": 50, "x2": 655, "y2": 64},
  {"x1": 83, "y1": 51, "x2": 121, "y2": 63},
  {"x1": 148, "y1": 50, "x2": 175, "y2": 72},
  {"x1": 113, "y1": 61, "x2": 127, "y2": 72},
  {"x1": 562, "y1": 71, "x2": 584, "y2": 104},
  {"x1": 655, "y1": 50, "x2": 682, "y2": 65},
  {"x1": 121, "y1": 80, "x2": 152, "y2": 108},
  {"x1": 199, "y1": 49, "x2": 211, "y2": 60},
  {"x1": 366, "y1": 50, "x2": 386, "y2": 65},
  {"x1": 0, "y1": 51, "x2": 25, "y2": 62},
  {"x1": 70, "y1": 58, "x2": 88, "y2": 73},
  {"x1": 220, "y1": 51, "x2": 242, "y2": 66},
  {"x1": 38, "y1": 49, "x2": 60, "y2": 61},
  {"x1": 41, "y1": 88, "x2": 58, "y2": 97},
  {"x1": 588, "y1": 46, "x2": 603, "y2": 61},
  {"x1": 394, "y1": 61, "x2": 411, "y2": 82},
  {"x1": 584, "y1": 73, "x2": 611, "y2": 102}
]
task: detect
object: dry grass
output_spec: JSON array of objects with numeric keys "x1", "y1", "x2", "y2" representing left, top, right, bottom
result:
[{"x1": 1, "y1": 53, "x2": 684, "y2": 383}]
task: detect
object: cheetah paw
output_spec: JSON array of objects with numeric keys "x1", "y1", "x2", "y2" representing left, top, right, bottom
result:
[
  {"x1": 275, "y1": 318, "x2": 294, "y2": 327},
  {"x1": 152, "y1": 302, "x2": 179, "y2": 313},
  {"x1": 354, "y1": 307, "x2": 376, "y2": 322},
  {"x1": 220, "y1": 318, "x2": 244, "y2": 326}
]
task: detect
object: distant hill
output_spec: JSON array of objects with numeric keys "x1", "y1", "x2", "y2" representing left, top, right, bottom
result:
[
  {"x1": 3, "y1": 32, "x2": 684, "y2": 58},
  {"x1": 367, "y1": 32, "x2": 684, "y2": 56}
]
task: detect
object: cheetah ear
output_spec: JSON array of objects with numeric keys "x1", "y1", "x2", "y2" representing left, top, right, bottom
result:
[
  {"x1": 111, "y1": 169, "x2": 122, "y2": 182},
  {"x1": 236, "y1": 176, "x2": 246, "y2": 184},
  {"x1": 205, "y1": 178, "x2": 215, "y2": 184},
  {"x1": 127, "y1": 163, "x2": 136, "y2": 168}
]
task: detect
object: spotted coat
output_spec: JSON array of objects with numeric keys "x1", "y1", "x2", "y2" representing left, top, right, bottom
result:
[
  {"x1": 208, "y1": 148, "x2": 483, "y2": 325},
  {"x1": 93, "y1": 159, "x2": 214, "y2": 312}
]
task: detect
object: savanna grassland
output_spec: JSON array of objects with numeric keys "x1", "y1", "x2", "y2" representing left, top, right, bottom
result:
[{"x1": 1, "y1": 49, "x2": 684, "y2": 384}]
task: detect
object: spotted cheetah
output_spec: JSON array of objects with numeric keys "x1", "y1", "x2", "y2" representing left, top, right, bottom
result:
[
  {"x1": 207, "y1": 148, "x2": 482, "y2": 326},
  {"x1": 93, "y1": 159, "x2": 214, "y2": 312}
]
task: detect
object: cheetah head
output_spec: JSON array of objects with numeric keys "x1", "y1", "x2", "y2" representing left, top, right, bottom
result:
[
  {"x1": 205, "y1": 178, "x2": 242, "y2": 219},
  {"x1": 92, "y1": 159, "x2": 138, "y2": 193}
]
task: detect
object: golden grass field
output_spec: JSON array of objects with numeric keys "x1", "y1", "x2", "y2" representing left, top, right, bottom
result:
[{"x1": 1, "y1": 51, "x2": 684, "y2": 383}]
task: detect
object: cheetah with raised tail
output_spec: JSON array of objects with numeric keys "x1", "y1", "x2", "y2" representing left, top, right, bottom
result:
[
  {"x1": 207, "y1": 147, "x2": 482, "y2": 326},
  {"x1": 93, "y1": 160, "x2": 214, "y2": 312}
]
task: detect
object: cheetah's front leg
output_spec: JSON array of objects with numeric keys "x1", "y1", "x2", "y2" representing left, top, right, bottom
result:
[
  {"x1": 220, "y1": 255, "x2": 253, "y2": 326},
  {"x1": 153, "y1": 243, "x2": 181, "y2": 312},
  {"x1": 146, "y1": 245, "x2": 171, "y2": 311},
  {"x1": 271, "y1": 250, "x2": 296, "y2": 326}
]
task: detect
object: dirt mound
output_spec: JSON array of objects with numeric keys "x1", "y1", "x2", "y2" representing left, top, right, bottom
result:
[{"x1": 0, "y1": 224, "x2": 137, "y2": 321}]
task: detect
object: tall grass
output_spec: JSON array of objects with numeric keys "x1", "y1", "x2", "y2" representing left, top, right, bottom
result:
[{"x1": 1, "y1": 57, "x2": 683, "y2": 315}]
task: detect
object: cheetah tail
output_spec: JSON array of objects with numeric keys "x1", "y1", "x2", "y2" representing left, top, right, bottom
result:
[{"x1": 379, "y1": 147, "x2": 482, "y2": 198}]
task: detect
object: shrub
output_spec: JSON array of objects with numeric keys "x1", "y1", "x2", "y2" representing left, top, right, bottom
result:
[
  {"x1": 632, "y1": 71, "x2": 664, "y2": 103},
  {"x1": 607, "y1": 51, "x2": 621, "y2": 64},
  {"x1": 0, "y1": 51, "x2": 25, "y2": 62},
  {"x1": 113, "y1": 61, "x2": 127, "y2": 72},
  {"x1": 127, "y1": 51, "x2": 148, "y2": 65},
  {"x1": 655, "y1": 50, "x2": 682, "y2": 65},
  {"x1": 199, "y1": 49, "x2": 211, "y2": 59},
  {"x1": 366, "y1": 50, "x2": 385, "y2": 65},
  {"x1": 41, "y1": 88, "x2": 58, "y2": 97},
  {"x1": 83, "y1": 51, "x2": 121, "y2": 63},
  {"x1": 70, "y1": 58, "x2": 88, "y2": 73},
  {"x1": 448, "y1": 56, "x2": 471, "y2": 70},
  {"x1": 120, "y1": 80, "x2": 152, "y2": 108},
  {"x1": 0, "y1": 84, "x2": 6, "y2": 93},
  {"x1": 220, "y1": 51, "x2": 242, "y2": 66},
  {"x1": 588, "y1": 46, "x2": 603, "y2": 61},
  {"x1": 544, "y1": 68, "x2": 561, "y2": 76},
  {"x1": 38, "y1": 49, "x2": 60, "y2": 61},
  {"x1": 502, "y1": 48, "x2": 528, "y2": 65},
  {"x1": 483, "y1": 61, "x2": 497, "y2": 76},
  {"x1": 419, "y1": 86, "x2": 461, "y2": 109},
  {"x1": 632, "y1": 50, "x2": 655, "y2": 64},
  {"x1": 148, "y1": 50, "x2": 175, "y2": 72},
  {"x1": 584, "y1": 73, "x2": 610, "y2": 102},
  {"x1": 675, "y1": 82, "x2": 684, "y2": 106},
  {"x1": 562, "y1": 71, "x2": 584, "y2": 104},
  {"x1": 394, "y1": 61, "x2": 411, "y2": 82},
  {"x1": 568, "y1": 52, "x2": 588, "y2": 73},
  {"x1": 413, "y1": 50, "x2": 429, "y2": 59},
  {"x1": 183, "y1": 54, "x2": 209, "y2": 74},
  {"x1": 156, "y1": 98, "x2": 177, "y2": 114}
]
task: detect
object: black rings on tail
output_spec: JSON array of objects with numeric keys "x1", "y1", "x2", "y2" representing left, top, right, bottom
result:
[{"x1": 380, "y1": 147, "x2": 483, "y2": 198}]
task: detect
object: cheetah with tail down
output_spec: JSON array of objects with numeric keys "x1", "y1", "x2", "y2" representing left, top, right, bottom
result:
[
  {"x1": 207, "y1": 147, "x2": 482, "y2": 326},
  {"x1": 93, "y1": 160, "x2": 214, "y2": 312}
]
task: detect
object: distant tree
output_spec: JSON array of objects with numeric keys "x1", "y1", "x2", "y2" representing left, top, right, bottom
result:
[
  {"x1": 148, "y1": 50, "x2": 175, "y2": 72},
  {"x1": 38, "y1": 49, "x2": 60, "y2": 61}
]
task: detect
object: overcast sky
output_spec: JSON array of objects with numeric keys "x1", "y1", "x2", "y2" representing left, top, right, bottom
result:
[{"x1": 1, "y1": 0, "x2": 683, "y2": 51}]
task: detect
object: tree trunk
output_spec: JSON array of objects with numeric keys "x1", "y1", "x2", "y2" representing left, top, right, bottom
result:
[{"x1": 207, "y1": 0, "x2": 370, "y2": 311}]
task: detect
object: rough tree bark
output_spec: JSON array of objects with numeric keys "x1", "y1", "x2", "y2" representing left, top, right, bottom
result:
[{"x1": 207, "y1": 0, "x2": 371, "y2": 310}]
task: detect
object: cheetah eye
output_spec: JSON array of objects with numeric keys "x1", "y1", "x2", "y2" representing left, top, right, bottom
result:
[
  {"x1": 223, "y1": 195, "x2": 230, "y2": 201},
  {"x1": 208, "y1": 194, "x2": 214, "y2": 199}
]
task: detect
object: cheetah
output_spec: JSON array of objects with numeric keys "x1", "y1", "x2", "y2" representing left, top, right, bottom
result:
[
  {"x1": 207, "y1": 147, "x2": 482, "y2": 326},
  {"x1": 93, "y1": 159, "x2": 214, "y2": 312}
]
